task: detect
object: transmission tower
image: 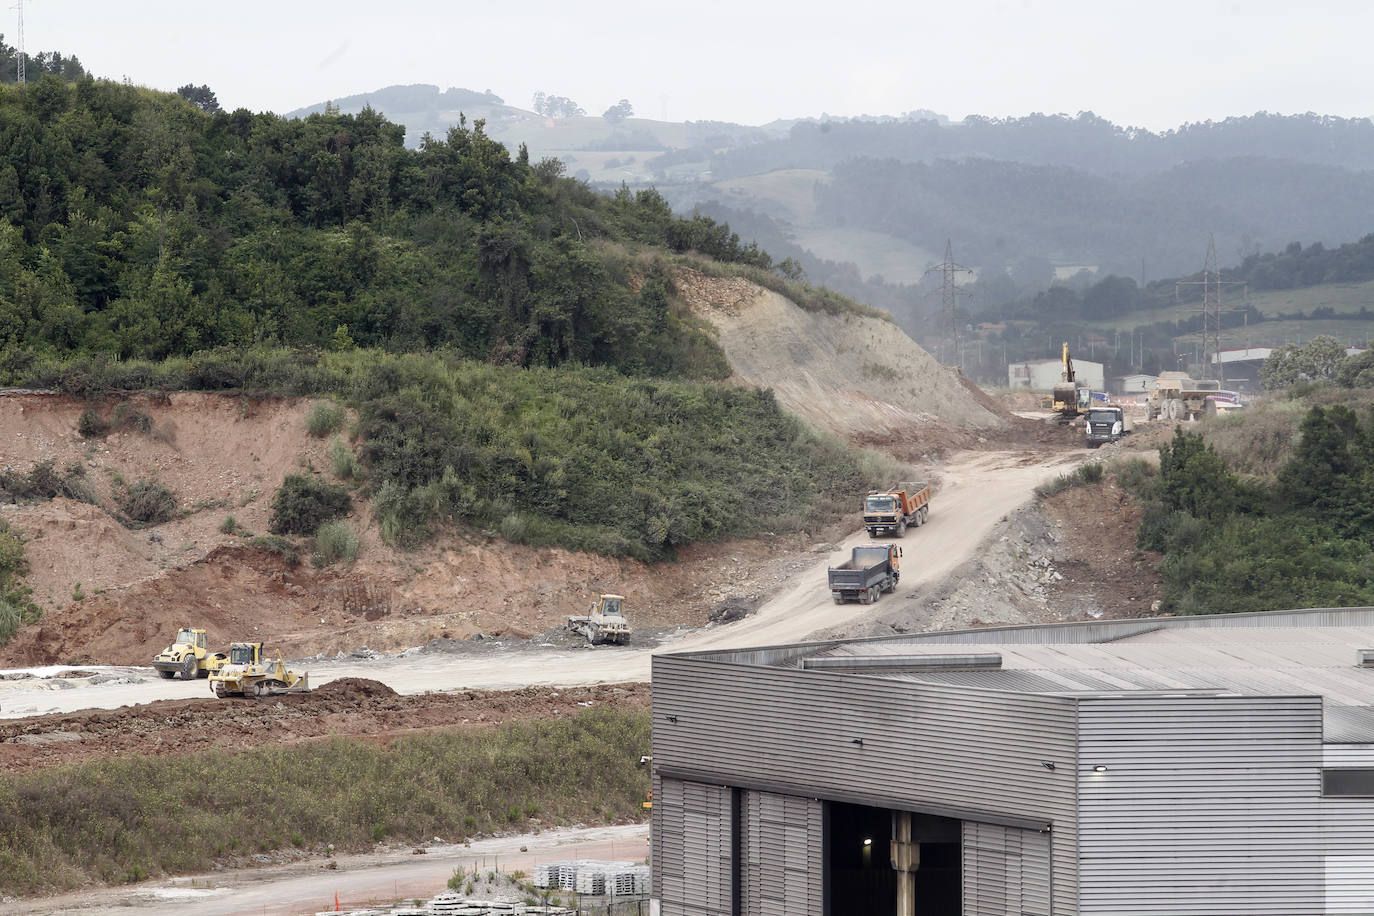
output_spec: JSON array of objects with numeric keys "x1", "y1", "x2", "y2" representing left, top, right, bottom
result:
[
  {"x1": 14, "y1": 0, "x2": 23, "y2": 85},
  {"x1": 924, "y1": 239, "x2": 973, "y2": 365},
  {"x1": 1175, "y1": 234, "x2": 1246, "y2": 382}
]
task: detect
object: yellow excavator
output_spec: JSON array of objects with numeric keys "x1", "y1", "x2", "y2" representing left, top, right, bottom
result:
[
  {"x1": 1050, "y1": 342, "x2": 1092, "y2": 424},
  {"x1": 209, "y1": 642, "x2": 310, "y2": 698}
]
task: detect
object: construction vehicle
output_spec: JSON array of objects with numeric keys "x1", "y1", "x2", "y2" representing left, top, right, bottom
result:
[
  {"x1": 1084, "y1": 405, "x2": 1130, "y2": 448},
  {"x1": 828, "y1": 544, "x2": 902, "y2": 605},
  {"x1": 566, "y1": 594, "x2": 632, "y2": 645},
  {"x1": 863, "y1": 482, "x2": 931, "y2": 538},
  {"x1": 1051, "y1": 342, "x2": 1092, "y2": 423},
  {"x1": 209, "y1": 642, "x2": 310, "y2": 698},
  {"x1": 1147, "y1": 372, "x2": 1224, "y2": 421},
  {"x1": 152, "y1": 627, "x2": 228, "y2": 680}
]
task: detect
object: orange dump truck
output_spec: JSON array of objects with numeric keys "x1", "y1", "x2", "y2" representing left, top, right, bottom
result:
[{"x1": 863, "y1": 482, "x2": 931, "y2": 538}]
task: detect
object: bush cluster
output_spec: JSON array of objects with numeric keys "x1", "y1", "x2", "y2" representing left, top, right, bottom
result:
[
  {"x1": 269, "y1": 474, "x2": 352, "y2": 535},
  {"x1": 117, "y1": 479, "x2": 178, "y2": 526},
  {"x1": 1133, "y1": 413, "x2": 1374, "y2": 614},
  {"x1": 0, "y1": 460, "x2": 97, "y2": 505}
]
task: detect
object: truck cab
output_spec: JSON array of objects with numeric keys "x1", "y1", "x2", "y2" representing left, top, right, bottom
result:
[{"x1": 1084, "y1": 406, "x2": 1128, "y2": 447}]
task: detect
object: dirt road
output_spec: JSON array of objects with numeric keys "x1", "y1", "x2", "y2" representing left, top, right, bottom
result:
[
  {"x1": 0, "y1": 449, "x2": 1078, "y2": 719},
  {"x1": 0, "y1": 824, "x2": 650, "y2": 916}
]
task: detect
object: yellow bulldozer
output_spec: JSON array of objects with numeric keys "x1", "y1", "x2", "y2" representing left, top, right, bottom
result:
[
  {"x1": 209, "y1": 642, "x2": 310, "y2": 698},
  {"x1": 152, "y1": 627, "x2": 228, "y2": 681}
]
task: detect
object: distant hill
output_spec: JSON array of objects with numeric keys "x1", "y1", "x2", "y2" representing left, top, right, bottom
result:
[{"x1": 285, "y1": 86, "x2": 1374, "y2": 358}]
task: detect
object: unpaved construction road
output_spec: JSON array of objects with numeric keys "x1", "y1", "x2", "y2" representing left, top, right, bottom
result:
[
  {"x1": 0, "y1": 824, "x2": 650, "y2": 916},
  {"x1": 0, "y1": 449, "x2": 1079, "y2": 719}
]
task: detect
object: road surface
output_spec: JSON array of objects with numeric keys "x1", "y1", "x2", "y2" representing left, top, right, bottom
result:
[
  {"x1": 0, "y1": 824, "x2": 650, "y2": 916},
  {"x1": 0, "y1": 449, "x2": 1079, "y2": 719}
]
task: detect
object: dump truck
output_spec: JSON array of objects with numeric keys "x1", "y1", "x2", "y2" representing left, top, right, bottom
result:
[
  {"x1": 1147, "y1": 372, "x2": 1223, "y2": 421},
  {"x1": 828, "y1": 544, "x2": 902, "y2": 605},
  {"x1": 209, "y1": 642, "x2": 310, "y2": 698},
  {"x1": 863, "y1": 483, "x2": 931, "y2": 538},
  {"x1": 152, "y1": 627, "x2": 228, "y2": 680},
  {"x1": 566, "y1": 594, "x2": 632, "y2": 645},
  {"x1": 1084, "y1": 406, "x2": 1129, "y2": 448}
]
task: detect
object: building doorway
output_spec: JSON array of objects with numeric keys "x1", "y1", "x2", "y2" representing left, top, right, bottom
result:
[{"x1": 825, "y1": 802, "x2": 960, "y2": 915}]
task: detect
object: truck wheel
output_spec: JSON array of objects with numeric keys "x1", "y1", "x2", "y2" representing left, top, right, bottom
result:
[
  {"x1": 180, "y1": 656, "x2": 197, "y2": 681},
  {"x1": 896, "y1": 521, "x2": 906, "y2": 538},
  {"x1": 833, "y1": 596, "x2": 844, "y2": 605},
  {"x1": 867, "y1": 530, "x2": 879, "y2": 539}
]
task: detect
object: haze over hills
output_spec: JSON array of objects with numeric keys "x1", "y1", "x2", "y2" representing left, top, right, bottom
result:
[{"x1": 291, "y1": 84, "x2": 1374, "y2": 341}]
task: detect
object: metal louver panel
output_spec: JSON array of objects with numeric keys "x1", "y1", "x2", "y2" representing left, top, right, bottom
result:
[
  {"x1": 656, "y1": 777, "x2": 733, "y2": 916},
  {"x1": 964, "y1": 821, "x2": 1052, "y2": 916},
  {"x1": 739, "y1": 789, "x2": 823, "y2": 916}
]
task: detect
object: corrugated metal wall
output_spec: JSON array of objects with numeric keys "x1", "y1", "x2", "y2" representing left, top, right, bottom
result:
[
  {"x1": 1322, "y1": 746, "x2": 1374, "y2": 914},
  {"x1": 738, "y1": 790, "x2": 823, "y2": 916},
  {"x1": 652, "y1": 656, "x2": 1080, "y2": 914},
  {"x1": 963, "y1": 821, "x2": 1052, "y2": 916},
  {"x1": 1077, "y1": 696, "x2": 1324, "y2": 915},
  {"x1": 654, "y1": 776, "x2": 733, "y2": 915}
]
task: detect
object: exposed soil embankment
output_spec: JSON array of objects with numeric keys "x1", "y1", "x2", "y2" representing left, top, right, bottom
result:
[
  {"x1": 0, "y1": 679, "x2": 650, "y2": 774},
  {"x1": 677, "y1": 271, "x2": 1004, "y2": 456}
]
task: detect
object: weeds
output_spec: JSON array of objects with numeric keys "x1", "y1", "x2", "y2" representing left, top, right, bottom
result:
[
  {"x1": 0, "y1": 708, "x2": 650, "y2": 896},
  {"x1": 313, "y1": 521, "x2": 359, "y2": 567},
  {"x1": 306, "y1": 401, "x2": 346, "y2": 438},
  {"x1": 328, "y1": 436, "x2": 363, "y2": 481},
  {"x1": 1034, "y1": 462, "x2": 1104, "y2": 498}
]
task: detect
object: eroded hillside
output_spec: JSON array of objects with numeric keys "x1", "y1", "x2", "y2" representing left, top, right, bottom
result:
[{"x1": 0, "y1": 275, "x2": 1011, "y2": 666}]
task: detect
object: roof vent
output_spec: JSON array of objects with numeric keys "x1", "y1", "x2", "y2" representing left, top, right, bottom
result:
[
  {"x1": 1358, "y1": 649, "x2": 1374, "y2": 668},
  {"x1": 802, "y1": 653, "x2": 1002, "y2": 672}
]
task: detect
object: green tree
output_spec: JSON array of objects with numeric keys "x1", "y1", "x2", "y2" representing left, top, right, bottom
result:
[{"x1": 602, "y1": 99, "x2": 633, "y2": 124}]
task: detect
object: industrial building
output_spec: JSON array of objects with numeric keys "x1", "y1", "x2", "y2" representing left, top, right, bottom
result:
[{"x1": 650, "y1": 607, "x2": 1374, "y2": 915}]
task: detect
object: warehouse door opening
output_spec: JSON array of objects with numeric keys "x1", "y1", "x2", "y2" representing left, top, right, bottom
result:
[{"x1": 826, "y1": 802, "x2": 961, "y2": 915}]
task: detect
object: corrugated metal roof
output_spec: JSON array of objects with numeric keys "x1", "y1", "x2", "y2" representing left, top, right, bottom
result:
[{"x1": 772, "y1": 612, "x2": 1374, "y2": 741}]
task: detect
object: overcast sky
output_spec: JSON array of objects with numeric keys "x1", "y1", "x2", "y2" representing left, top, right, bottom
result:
[{"x1": 19, "y1": 0, "x2": 1374, "y2": 129}]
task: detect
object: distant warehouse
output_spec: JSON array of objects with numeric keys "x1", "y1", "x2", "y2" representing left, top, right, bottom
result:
[{"x1": 650, "y1": 607, "x2": 1374, "y2": 915}]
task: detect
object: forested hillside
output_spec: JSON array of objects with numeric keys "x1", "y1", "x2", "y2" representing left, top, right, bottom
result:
[{"x1": 0, "y1": 74, "x2": 880, "y2": 566}]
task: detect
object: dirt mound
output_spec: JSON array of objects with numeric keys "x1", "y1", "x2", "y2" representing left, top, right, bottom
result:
[
  {"x1": 0, "y1": 682, "x2": 650, "y2": 774},
  {"x1": 676, "y1": 270, "x2": 1004, "y2": 451},
  {"x1": 312, "y1": 676, "x2": 398, "y2": 698}
]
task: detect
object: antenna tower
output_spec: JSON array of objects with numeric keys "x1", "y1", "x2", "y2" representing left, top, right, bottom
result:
[
  {"x1": 925, "y1": 239, "x2": 973, "y2": 365},
  {"x1": 14, "y1": 0, "x2": 23, "y2": 84},
  {"x1": 1175, "y1": 234, "x2": 1246, "y2": 382}
]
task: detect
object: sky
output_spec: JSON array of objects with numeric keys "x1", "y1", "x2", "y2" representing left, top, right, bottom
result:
[{"x1": 16, "y1": 0, "x2": 1374, "y2": 129}]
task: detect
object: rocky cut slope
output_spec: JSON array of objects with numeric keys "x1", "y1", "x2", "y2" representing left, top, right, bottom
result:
[{"x1": 675, "y1": 269, "x2": 1005, "y2": 459}]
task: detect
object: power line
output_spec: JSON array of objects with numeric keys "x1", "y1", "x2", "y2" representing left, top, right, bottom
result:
[
  {"x1": 14, "y1": 0, "x2": 23, "y2": 85},
  {"x1": 1175, "y1": 234, "x2": 1246, "y2": 383},
  {"x1": 924, "y1": 239, "x2": 973, "y2": 365}
]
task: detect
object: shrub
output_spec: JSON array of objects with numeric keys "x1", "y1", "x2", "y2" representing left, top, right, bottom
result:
[
  {"x1": 314, "y1": 521, "x2": 359, "y2": 566},
  {"x1": 269, "y1": 474, "x2": 352, "y2": 535},
  {"x1": 78, "y1": 408, "x2": 110, "y2": 438},
  {"x1": 118, "y1": 479, "x2": 178, "y2": 525},
  {"x1": 219, "y1": 515, "x2": 239, "y2": 535},
  {"x1": 306, "y1": 402, "x2": 345, "y2": 438},
  {"x1": 0, "y1": 521, "x2": 40, "y2": 644},
  {"x1": 328, "y1": 436, "x2": 362, "y2": 481}
]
